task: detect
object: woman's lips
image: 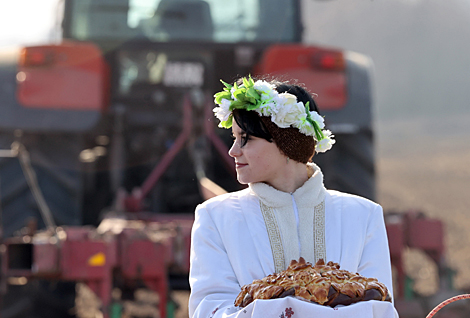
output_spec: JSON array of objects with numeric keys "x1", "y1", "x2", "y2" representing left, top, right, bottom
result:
[{"x1": 235, "y1": 162, "x2": 248, "y2": 169}]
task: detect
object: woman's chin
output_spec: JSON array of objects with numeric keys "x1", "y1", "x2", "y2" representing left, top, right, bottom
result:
[{"x1": 236, "y1": 174, "x2": 250, "y2": 185}]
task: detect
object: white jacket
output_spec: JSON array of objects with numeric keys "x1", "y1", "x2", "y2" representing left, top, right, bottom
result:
[{"x1": 189, "y1": 164, "x2": 398, "y2": 318}]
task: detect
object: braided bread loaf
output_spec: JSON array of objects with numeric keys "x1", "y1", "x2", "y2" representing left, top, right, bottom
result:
[{"x1": 235, "y1": 257, "x2": 392, "y2": 308}]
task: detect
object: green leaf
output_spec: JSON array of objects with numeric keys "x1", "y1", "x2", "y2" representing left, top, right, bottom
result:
[
  {"x1": 246, "y1": 103, "x2": 260, "y2": 111},
  {"x1": 312, "y1": 121, "x2": 324, "y2": 141},
  {"x1": 242, "y1": 77, "x2": 250, "y2": 88},
  {"x1": 304, "y1": 101, "x2": 310, "y2": 112},
  {"x1": 246, "y1": 87, "x2": 260, "y2": 100},
  {"x1": 305, "y1": 102, "x2": 316, "y2": 126},
  {"x1": 233, "y1": 88, "x2": 247, "y2": 101},
  {"x1": 231, "y1": 100, "x2": 245, "y2": 109},
  {"x1": 220, "y1": 80, "x2": 233, "y2": 90},
  {"x1": 248, "y1": 75, "x2": 255, "y2": 86},
  {"x1": 219, "y1": 116, "x2": 233, "y2": 128},
  {"x1": 214, "y1": 91, "x2": 231, "y2": 104},
  {"x1": 244, "y1": 96, "x2": 254, "y2": 104}
]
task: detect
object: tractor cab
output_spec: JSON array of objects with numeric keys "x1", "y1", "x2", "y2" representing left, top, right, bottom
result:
[{"x1": 65, "y1": 0, "x2": 301, "y2": 44}]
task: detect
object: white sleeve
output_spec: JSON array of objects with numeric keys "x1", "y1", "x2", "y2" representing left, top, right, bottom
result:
[
  {"x1": 357, "y1": 204, "x2": 395, "y2": 302},
  {"x1": 189, "y1": 204, "x2": 242, "y2": 318}
]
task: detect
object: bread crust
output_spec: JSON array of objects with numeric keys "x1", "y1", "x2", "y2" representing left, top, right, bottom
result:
[{"x1": 235, "y1": 258, "x2": 392, "y2": 308}]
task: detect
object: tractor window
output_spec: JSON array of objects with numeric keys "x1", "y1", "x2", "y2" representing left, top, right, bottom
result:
[{"x1": 68, "y1": 0, "x2": 297, "y2": 43}]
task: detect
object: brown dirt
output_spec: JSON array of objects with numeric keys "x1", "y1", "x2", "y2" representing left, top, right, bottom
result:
[
  {"x1": 76, "y1": 285, "x2": 190, "y2": 318},
  {"x1": 377, "y1": 115, "x2": 470, "y2": 296}
]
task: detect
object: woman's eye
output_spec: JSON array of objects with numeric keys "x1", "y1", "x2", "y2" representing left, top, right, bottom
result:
[
  {"x1": 231, "y1": 133, "x2": 250, "y2": 147},
  {"x1": 240, "y1": 135, "x2": 251, "y2": 145}
]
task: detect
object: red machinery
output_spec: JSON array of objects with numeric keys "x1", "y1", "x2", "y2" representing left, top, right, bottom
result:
[
  {"x1": 385, "y1": 211, "x2": 449, "y2": 318},
  {"x1": 3, "y1": 218, "x2": 193, "y2": 318},
  {"x1": 385, "y1": 211, "x2": 445, "y2": 298}
]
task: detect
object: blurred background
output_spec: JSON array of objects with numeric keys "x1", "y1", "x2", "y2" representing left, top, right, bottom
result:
[
  {"x1": 304, "y1": 1, "x2": 470, "y2": 316},
  {"x1": 304, "y1": 0, "x2": 470, "y2": 295},
  {"x1": 1, "y1": 0, "x2": 470, "y2": 317}
]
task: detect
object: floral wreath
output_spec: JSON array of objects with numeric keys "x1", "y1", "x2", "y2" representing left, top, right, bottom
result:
[{"x1": 213, "y1": 76, "x2": 335, "y2": 153}]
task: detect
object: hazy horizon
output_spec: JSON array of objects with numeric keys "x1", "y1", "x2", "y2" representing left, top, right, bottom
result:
[{"x1": 303, "y1": 0, "x2": 470, "y2": 124}]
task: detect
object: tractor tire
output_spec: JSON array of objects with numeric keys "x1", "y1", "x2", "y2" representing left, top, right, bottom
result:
[
  {"x1": 0, "y1": 132, "x2": 83, "y2": 236},
  {"x1": 0, "y1": 132, "x2": 82, "y2": 318},
  {"x1": 313, "y1": 129, "x2": 375, "y2": 201}
]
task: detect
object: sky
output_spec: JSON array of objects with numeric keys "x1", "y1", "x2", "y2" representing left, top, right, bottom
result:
[
  {"x1": 0, "y1": 0, "x2": 60, "y2": 48},
  {"x1": 303, "y1": 0, "x2": 470, "y2": 122}
]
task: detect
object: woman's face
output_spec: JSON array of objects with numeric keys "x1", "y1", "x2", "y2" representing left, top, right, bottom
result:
[{"x1": 229, "y1": 120, "x2": 287, "y2": 186}]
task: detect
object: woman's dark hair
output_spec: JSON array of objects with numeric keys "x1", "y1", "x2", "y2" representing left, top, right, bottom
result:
[
  {"x1": 232, "y1": 109, "x2": 272, "y2": 147},
  {"x1": 232, "y1": 78, "x2": 320, "y2": 149}
]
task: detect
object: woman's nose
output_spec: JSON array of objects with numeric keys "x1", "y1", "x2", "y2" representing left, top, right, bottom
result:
[{"x1": 229, "y1": 140, "x2": 241, "y2": 158}]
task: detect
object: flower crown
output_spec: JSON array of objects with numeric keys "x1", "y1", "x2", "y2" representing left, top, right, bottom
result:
[{"x1": 213, "y1": 76, "x2": 335, "y2": 153}]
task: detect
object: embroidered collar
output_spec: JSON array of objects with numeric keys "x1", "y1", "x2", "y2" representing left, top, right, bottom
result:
[{"x1": 249, "y1": 162, "x2": 326, "y2": 209}]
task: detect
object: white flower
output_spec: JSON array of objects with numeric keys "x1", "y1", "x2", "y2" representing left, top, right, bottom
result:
[
  {"x1": 258, "y1": 101, "x2": 276, "y2": 117},
  {"x1": 254, "y1": 80, "x2": 275, "y2": 93},
  {"x1": 254, "y1": 80, "x2": 276, "y2": 101},
  {"x1": 275, "y1": 92, "x2": 297, "y2": 107},
  {"x1": 309, "y1": 111, "x2": 325, "y2": 129},
  {"x1": 315, "y1": 130, "x2": 336, "y2": 153},
  {"x1": 230, "y1": 86, "x2": 237, "y2": 100},
  {"x1": 271, "y1": 94, "x2": 305, "y2": 128},
  {"x1": 298, "y1": 122, "x2": 315, "y2": 136},
  {"x1": 213, "y1": 98, "x2": 231, "y2": 122},
  {"x1": 261, "y1": 91, "x2": 277, "y2": 101}
]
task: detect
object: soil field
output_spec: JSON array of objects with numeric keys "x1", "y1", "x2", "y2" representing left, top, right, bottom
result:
[{"x1": 377, "y1": 115, "x2": 470, "y2": 297}]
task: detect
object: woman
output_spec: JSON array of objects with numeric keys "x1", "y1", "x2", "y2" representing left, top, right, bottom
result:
[{"x1": 189, "y1": 77, "x2": 398, "y2": 318}]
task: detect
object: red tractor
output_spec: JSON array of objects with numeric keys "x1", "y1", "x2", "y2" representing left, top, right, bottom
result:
[{"x1": 0, "y1": 0, "x2": 375, "y2": 317}]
